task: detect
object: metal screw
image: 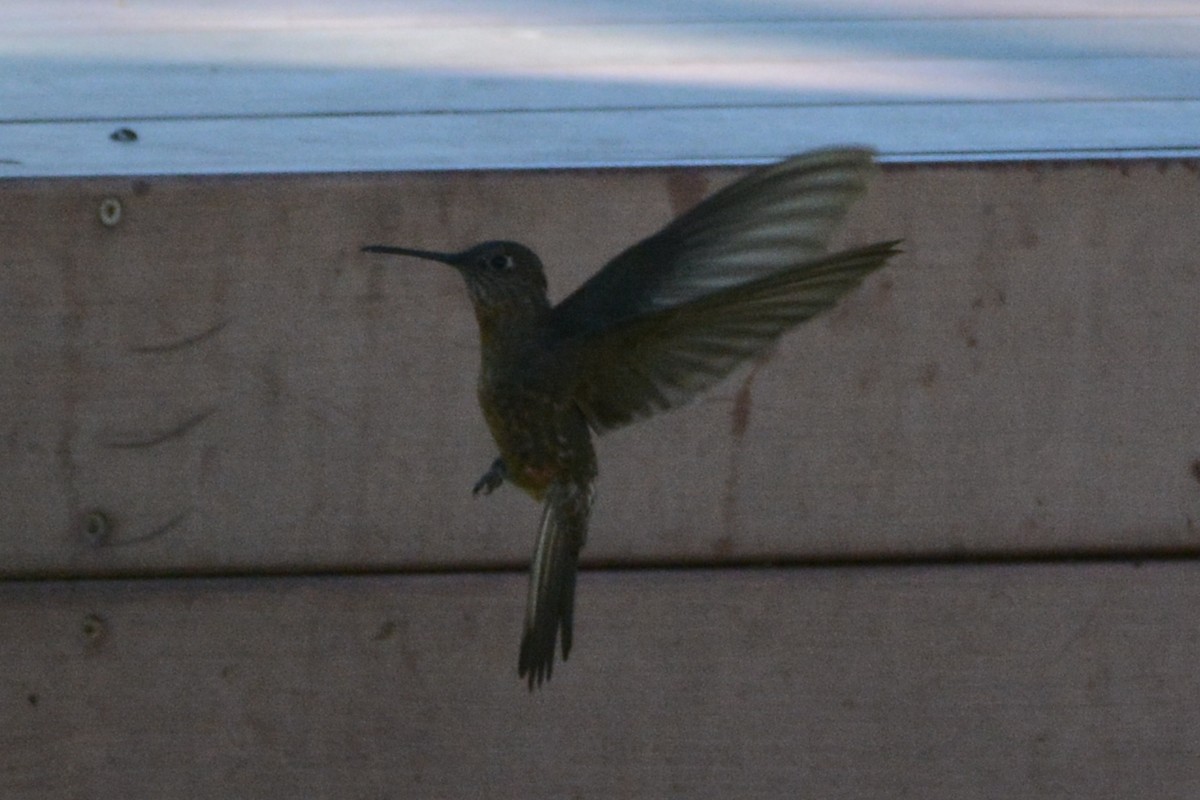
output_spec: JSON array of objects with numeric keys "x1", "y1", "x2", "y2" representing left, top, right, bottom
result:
[
  {"x1": 81, "y1": 613, "x2": 107, "y2": 643},
  {"x1": 98, "y1": 198, "x2": 122, "y2": 227},
  {"x1": 83, "y1": 510, "x2": 113, "y2": 545}
]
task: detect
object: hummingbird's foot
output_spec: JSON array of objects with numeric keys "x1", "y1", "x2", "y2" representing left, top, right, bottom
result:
[{"x1": 473, "y1": 457, "x2": 507, "y2": 496}]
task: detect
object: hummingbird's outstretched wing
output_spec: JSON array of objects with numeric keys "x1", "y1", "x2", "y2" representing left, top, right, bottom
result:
[
  {"x1": 547, "y1": 147, "x2": 896, "y2": 431},
  {"x1": 564, "y1": 240, "x2": 900, "y2": 431},
  {"x1": 552, "y1": 148, "x2": 879, "y2": 331},
  {"x1": 519, "y1": 479, "x2": 593, "y2": 689}
]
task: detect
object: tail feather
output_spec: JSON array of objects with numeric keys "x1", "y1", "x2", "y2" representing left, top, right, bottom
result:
[{"x1": 519, "y1": 480, "x2": 593, "y2": 689}]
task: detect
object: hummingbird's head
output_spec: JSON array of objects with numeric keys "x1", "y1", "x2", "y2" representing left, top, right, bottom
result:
[{"x1": 362, "y1": 240, "x2": 549, "y2": 311}]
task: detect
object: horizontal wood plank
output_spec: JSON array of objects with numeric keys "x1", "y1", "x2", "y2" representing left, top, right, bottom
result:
[
  {"x1": 8, "y1": 19, "x2": 1200, "y2": 72},
  {"x1": 2, "y1": 159, "x2": 1199, "y2": 576},
  {"x1": 3, "y1": 561, "x2": 1198, "y2": 798},
  {"x1": 6, "y1": 0, "x2": 1198, "y2": 35},
  {"x1": 6, "y1": 58, "x2": 1200, "y2": 122},
  {"x1": 3, "y1": 99, "x2": 1200, "y2": 178},
  {"x1": 3, "y1": 4, "x2": 1200, "y2": 174}
]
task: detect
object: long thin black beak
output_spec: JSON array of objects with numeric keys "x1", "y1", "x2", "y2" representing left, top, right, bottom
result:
[{"x1": 361, "y1": 244, "x2": 458, "y2": 266}]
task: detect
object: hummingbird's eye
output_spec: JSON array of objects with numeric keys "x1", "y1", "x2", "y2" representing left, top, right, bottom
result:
[{"x1": 487, "y1": 254, "x2": 514, "y2": 270}]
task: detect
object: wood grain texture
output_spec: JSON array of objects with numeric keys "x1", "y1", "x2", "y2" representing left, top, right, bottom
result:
[
  {"x1": 3, "y1": 562, "x2": 1198, "y2": 798},
  {"x1": 2, "y1": 160, "x2": 1199, "y2": 577}
]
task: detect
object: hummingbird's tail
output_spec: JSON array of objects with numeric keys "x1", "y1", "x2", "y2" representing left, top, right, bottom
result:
[{"x1": 519, "y1": 479, "x2": 594, "y2": 689}]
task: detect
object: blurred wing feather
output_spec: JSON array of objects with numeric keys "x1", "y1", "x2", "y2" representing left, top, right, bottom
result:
[
  {"x1": 569, "y1": 240, "x2": 901, "y2": 431},
  {"x1": 551, "y1": 148, "x2": 879, "y2": 332}
]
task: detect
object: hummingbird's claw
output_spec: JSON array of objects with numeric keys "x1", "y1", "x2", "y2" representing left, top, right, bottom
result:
[{"x1": 473, "y1": 457, "x2": 507, "y2": 496}]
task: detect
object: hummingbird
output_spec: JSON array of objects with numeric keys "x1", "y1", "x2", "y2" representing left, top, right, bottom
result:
[{"x1": 363, "y1": 148, "x2": 900, "y2": 688}]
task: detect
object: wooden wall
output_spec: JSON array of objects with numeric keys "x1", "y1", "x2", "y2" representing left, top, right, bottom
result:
[{"x1": 3, "y1": 159, "x2": 1200, "y2": 796}]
